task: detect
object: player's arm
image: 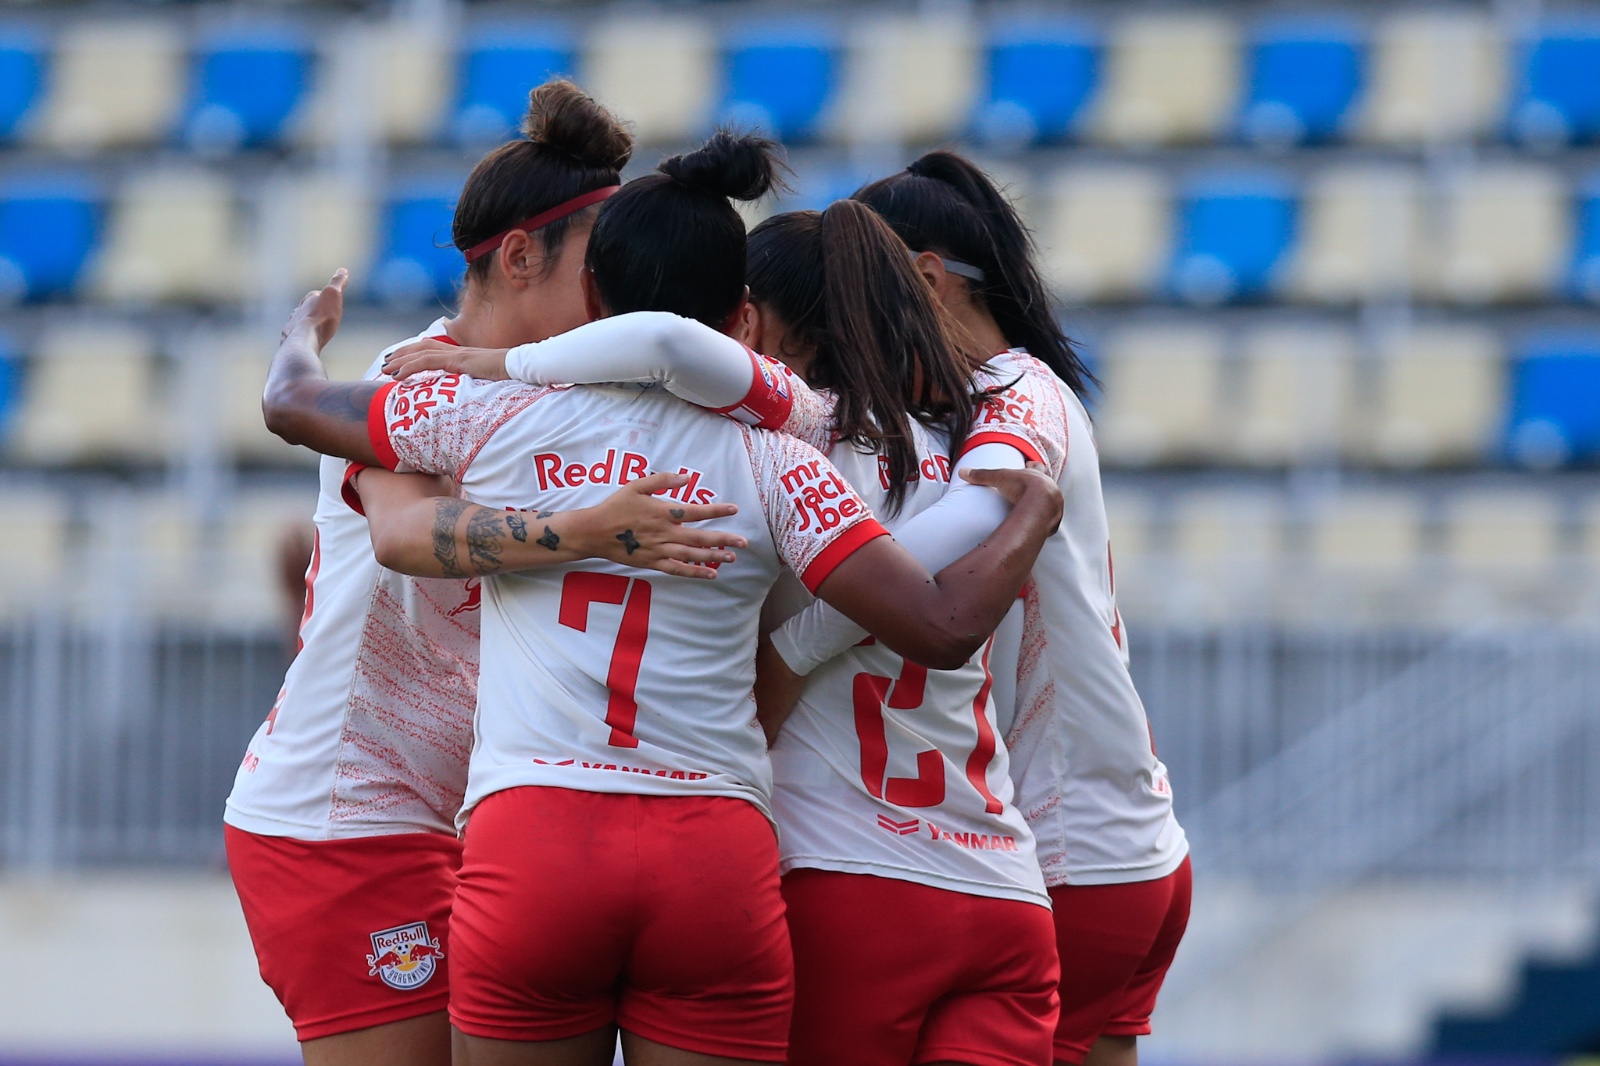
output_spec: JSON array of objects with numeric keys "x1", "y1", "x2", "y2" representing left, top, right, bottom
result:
[
  {"x1": 261, "y1": 269, "x2": 385, "y2": 465},
  {"x1": 383, "y1": 311, "x2": 823, "y2": 441},
  {"x1": 353, "y1": 468, "x2": 745, "y2": 581}
]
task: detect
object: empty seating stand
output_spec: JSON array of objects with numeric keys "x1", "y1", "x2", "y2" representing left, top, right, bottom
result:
[
  {"x1": 0, "y1": 175, "x2": 97, "y2": 302},
  {"x1": 1511, "y1": 21, "x2": 1600, "y2": 146},
  {"x1": 1505, "y1": 333, "x2": 1600, "y2": 467},
  {"x1": 184, "y1": 29, "x2": 310, "y2": 154},
  {"x1": 0, "y1": 32, "x2": 41, "y2": 142},
  {"x1": 1170, "y1": 172, "x2": 1296, "y2": 304},
  {"x1": 372, "y1": 184, "x2": 462, "y2": 305},
  {"x1": 454, "y1": 29, "x2": 573, "y2": 146},
  {"x1": 1241, "y1": 18, "x2": 1362, "y2": 146},
  {"x1": 720, "y1": 23, "x2": 836, "y2": 142},
  {"x1": 976, "y1": 18, "x2": 1098, "y2": 146}
]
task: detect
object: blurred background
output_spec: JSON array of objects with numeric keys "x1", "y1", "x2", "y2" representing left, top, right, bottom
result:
[{"x1": 1, "y1": 0, "x2": 1599, "y2": 1062}]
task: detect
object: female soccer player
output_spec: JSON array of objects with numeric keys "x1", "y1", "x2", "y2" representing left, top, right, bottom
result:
[
  {"x1": 390, "y1": 203, "x2": 1064, "y2": 1065},
  {"x1": 263, "y1": 131, "x2": 1063, "y2": 1066},
  {"x1": 841, "y1": 152, "x2": 1193, "y2": 1066},
  {"x1": 226, "y1": 81, "x2": 735, "y2": 1066}
]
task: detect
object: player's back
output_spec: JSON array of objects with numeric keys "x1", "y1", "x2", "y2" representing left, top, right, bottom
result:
[{"x1": 385, "y1": 379, "x2": 884, "y2": 825}]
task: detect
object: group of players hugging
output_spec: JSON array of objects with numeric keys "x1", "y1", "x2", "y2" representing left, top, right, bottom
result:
[{"x1": 223, "y1": 79, "x2": 1191, "y2": 1066}]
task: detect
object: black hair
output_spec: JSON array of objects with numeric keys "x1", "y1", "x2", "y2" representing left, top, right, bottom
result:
[
  {"x1": 854, "y1": 150, "x2": 1096, "y2": 398},
  {"x1": 585, "y1": 129, "x2": 784, "y2": 328},
  {"x1": 454, "y1": 79, "x2": 633, "y2": 285},
  {"x1": 747, "y1": 202, "x2": 977, "y2": 514}
]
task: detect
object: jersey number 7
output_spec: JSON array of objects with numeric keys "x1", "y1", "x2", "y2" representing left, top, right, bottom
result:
[{"x1": 559, "y1": 572, "x2": 652, "y2": 749}]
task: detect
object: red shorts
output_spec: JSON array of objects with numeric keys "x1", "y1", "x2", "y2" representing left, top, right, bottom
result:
[
  {"x1": 449, "y1": 786, "x2": 793, "y2": 1061},
  {"x1": 224, "y1": 824, "x2": 462, "y2": 1041},
  {"x1": 782, "y1": 869, "x2": 1059, "y2": 1066},
  {"x1": 1050, "y1": 856, "x2": 1192, "y2": 1064}
]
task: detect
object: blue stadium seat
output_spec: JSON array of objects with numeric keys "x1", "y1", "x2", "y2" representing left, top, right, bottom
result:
[
  {"x1": 1575, "y1": 175, "x2": 1600, "y2": 302},
  {"x1": 1512, "y1": 22, "x2": 1600, "y2": 146},
  {"x1": 0, "y1": 334, "x2": 16, "y2": 439},
  {"x1": 792, "y1": 165, "x2": 879, "y2": 212},
  {"x1": 0, "y1": 33, "x2": 42, "y2": 142},
  {"x1": 184, "y1": 31, "x2": 311, "y2": 154},
  {"x1": 0, "y1": 177, "x2": 98, "y2": 302},
  {"x1": 719, "y1": 23, "x2": 835, "y2": 141},
  {"x1": 1170, "y1": 174, "x2": 1296, "y2": 304},
  {"x1": 1240, "y1": 19, "x2": 1362, "y2": 145},
  {"x1": 454, "y1": 29, "x2": 574, "y2": 145},
  {"x1": 975, "y1": 19, "x2": 1098, "y2": 146},
  {"x1": 1505, "y1": 334, "x2": 1600, "y2": 467},
  {"x1": 372, "y1": 184, "x2": 461, "y2": 306}
]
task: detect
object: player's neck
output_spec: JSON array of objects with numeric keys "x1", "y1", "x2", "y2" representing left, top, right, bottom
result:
[
  {"x1": 447, "y1": 287, "x2": 566, "y2": 350},
  {"x1": 945, "y1": 297, "x2": 1011, "y2": 366}
]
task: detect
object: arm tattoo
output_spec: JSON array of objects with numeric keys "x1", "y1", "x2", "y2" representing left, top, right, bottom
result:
[
  {"x1": 312, "y1": 381, "x2": 380, "y2": 423},
  {"x1": 431, "y1": 498, "x2": 471, "y2": 578},
  {"x1": 465, "y1": 507, "x2": 507, "y2": 574},
  {"x1": 505, "y1": 513, "x2": 529, "y2": 543},
  {"x1": 537, "y1": 525, "x2": 560, "y2": 551},
  {"x1": 616, "y1": 529, "x2": 641, "y2": 555},
  {"x1": 535, "y1": 510, "x2": 555, "y2": 519}
]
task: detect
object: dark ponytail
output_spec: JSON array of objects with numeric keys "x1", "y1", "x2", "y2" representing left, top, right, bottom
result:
[
  {"x1": 586, "y1": 129, "x2": 784, "y2": 328},
  {"x1": 454, "y1": 79, "x2": 633, "y2": 285},
  {"x1": 748, "y1": 201, "x2": 977, "y2": 514},
  {"x1": 854, "y1": 150, "x2": 1096, "y2": 399}
]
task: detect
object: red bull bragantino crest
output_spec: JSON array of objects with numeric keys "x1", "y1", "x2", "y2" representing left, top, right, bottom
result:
[{"x1": 366, "y1": 921, "x2": 443, "y2": 990}]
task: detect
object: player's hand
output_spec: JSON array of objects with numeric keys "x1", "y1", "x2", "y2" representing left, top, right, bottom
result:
[
  {"x1": 281, "y1": 268, "x2": 348, "y2": 353},
  {"x1": 576, "y1": 472, "x2": 746, "y2": 580},
  {"x1": 384, "y1": 340, "x2": 510, "y2": 382},
  {"x1": 960, "y1": 462, "x2": 1063, "y2": 531},
  {"x1": 754, "y1": 633, "x2": 806, "y2": 746}
]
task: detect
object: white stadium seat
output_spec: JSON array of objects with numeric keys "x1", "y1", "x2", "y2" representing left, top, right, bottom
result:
[
  {"x1": 9, "y1": 323, "x2": 167, "y2": 464},
  {"x1": 35, "y1": 22, "x2": 184, "y2": 150},
  {"x1": 585, "y1": 17, "x2": 716, "y2": 144},
  {"x1": 211, "y1": 489, "x2": 318, "y2": 631},
  {"x1": 1091, "y1": 14, "x2": 1239, "y2": 146},
  {"x1": 300, "y1": 22, "x2": 454, "y2": 148},
  {"x1": 1230, "y1": 323, "x2": 1358, "y2": 466},
  {"x1": 1040, "y1": 166, "x2": 1171, "y2": 302},
  {"x1": 1092, "y1": 324, "x2": 1226, "y2": 466},
  {"x1": 1288, "y1": 164, "x2": 1424, "y2": 304},
  {"x1": 0, "y1": 487, "x2": 70, "y2": 617},
  {"x1": 1361, "y1": 326, "x2": 1504, "y2": 468},
  {"x1": 835, "y1": 15, "x2": 979, "y2": 145},
  {"x1": 256, "y1": 172, "x2": 377, "y2": 299},
  {"x1": 91, "y1": 170, "x2": 246, "y2": 304},
  {"x1": 1422, "y1": 164, "x2": 1570, "y2": 304},
  {"x1": 1360, "y1": 11, "x2": 1506, "y2": 145}
]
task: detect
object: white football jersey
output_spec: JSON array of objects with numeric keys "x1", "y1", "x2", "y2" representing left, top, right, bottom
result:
[
  {"x1": 365, "y1": 373, "x2": 888, "y2": 825},
  {"x1": 225, "y1": 321, "x2": 481, "y2": 840},
  {"x1": 969, "y1": 350, "x2": 1187, "y2": 887}
]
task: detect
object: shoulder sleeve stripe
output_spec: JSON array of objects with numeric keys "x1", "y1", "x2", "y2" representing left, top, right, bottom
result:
[
  {"x1": 799, "y1": 518, "x2": 889, "y2": 594},
  {"x1": 340, "y1": 463, "x2": 369, "y2": 515},
  {"x1": 707, "y1": 348, "x2": 794, "y2": 431},
  {"x1": 366, "y1": 380, "x2": 401, "y2": 471},
  {"x1": 955, "y1": 431, "x2": 1044, "y2": 466}
]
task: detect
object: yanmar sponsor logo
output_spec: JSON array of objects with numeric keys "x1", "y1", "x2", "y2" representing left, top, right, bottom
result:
[
  {"x1": 877, "y1": 814, "x2": 919, "y2": 836},
  {"x1": 534, "y1": 756, "x2": 709, "y2": 781},
  {"x1": 928, "y1": 821, "x2": 1019, "y2": 851},
  {"x1": 779, "y1": 458, "x2": 863, "y2": 534},
  {"x1": 531, "y1": 448, "x2": 716, "y2": 504}
]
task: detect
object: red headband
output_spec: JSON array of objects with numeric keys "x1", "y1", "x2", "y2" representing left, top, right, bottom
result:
[{"x1": 462, "y1": 185, "x2": 619, "y2": 265}]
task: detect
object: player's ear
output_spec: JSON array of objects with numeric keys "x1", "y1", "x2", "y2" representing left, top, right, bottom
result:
[
  {"x1": 739, "y1": 297, "x2": 765, "y2": 352},
  {"x1": 913, "y1": 250, "x2": 949, "y2": 298},
  {"x1": 723, "y1": 287, "x2": 752, "y2": 341},
  {"x1": 579, "y1": 265, "x2": 605, "y2": 322},
  {"x1": 499, "y1": 230, "x2": 539, "y2": 286}
]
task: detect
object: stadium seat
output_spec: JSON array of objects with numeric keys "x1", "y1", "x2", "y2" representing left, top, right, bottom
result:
[
  {"x1": 454, "y1": 28, "x2": 573, "y2": 145},
  {"x1": 1092, "y1": 324, "x2": 1225, "y2": 465},
  {"x1": 1424, "y1": 165, "x2": 1569, "y2": 304},
  {"x1": 1291, "y1": 488, "x2": 1430, "y2": 624},
  {"x1": 0, "y1": 32, "x2": 42, "y2": 141},
  {"x1": 1169, "y1": 173, "x2": 1296, "y2": 304},
  {"x1": 0, "y1": 175, "x2": 98, "y2": 302},
  {"x1": 1287, "y1": 164, "x2": 1423, "y2": 304},
  {"x1": 35, "y1": 22, "x2": 184, "y2": 150},
  {"x1": 836, "y1": 15, "x2": 978, "y2": 145},
  {"x1": 1504, "y1": 333, "x2": 1600, "y2": 467},
  {"x1": 975, "y1": 18, "x2": 1098, "y2": 146},
  {"x1": 719, "y1": 22, "x2": 837, "y2": 141},
  {"x1": 1230, "y1": 323, "x2": 1357, "y2": 466},
  {"x1": 1443, "y1": 490, "x2": 1563, "y2": 572},
  {"x1": 1091, "y1": 13, "x2": 1238, "y2": 146},
  {"x1": 300, "y1": 23, "x2": 453, "y2": 148},
  {"x1": 184, "y1": 30, "x2": 311, "y2": 154},
  {"x1": 91, "y1": 170, "x2": 245, "y2": 305},
  {"x1": 1240, "y1": 18, "x2": 1363, "y2": 146},
  {"x1": 585, "y1": 17, "x2": 715, "y2": 144},
  {"x1": 0, "y1": 334, "x2": 16, "y2": 438},
  {"x1": 1574, "y1": 174, "x2": 1600, "y2": 302},
  {"x1": 1362, "y1": 326, "x2": 1504, "y2": 468},
  {"x1": 257, "y1": 171, "x2": 376, "y2": 297},
  {"x1": 372, "y1": 184, "x2": 461, "y2": 305},
  {"x1": 1305, "y1": 490, "x2": 1426, "y2": 574},
  {"x1": 1169, "y1": 488, "x2": 1283, "y2": 621},
  {"x1": 9, "y1": 323, "x2": 166, "y2": 464},
  {"x1": 210, "y1": 489, "x2": 318, "y2": 630},
  {"x1": 323, "y1": 322, "x2": 422, "y2": 382},
  {"x1": 191, "y1": 328, "x2": 311, "y2": 465},
  {"x1": 1511, "y1": 22, "x2": 1600, "y2": 146},
  {"x1": 1040, "y1": 165, "x2": 1170, "y2": 301},
  {"x1": 0, "y1": 487, "x2": 70, "y2": 618},
  {"x1": 1361, "y1": 11, "x2": 1505, "y2": 144}
]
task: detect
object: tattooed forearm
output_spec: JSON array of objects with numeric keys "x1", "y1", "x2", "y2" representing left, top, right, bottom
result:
[
  {"x1": 616, "y1": 529, "x2": 641, "y2": 555},
  {"x1": 431, "y1": 498, "x2": 471, "y2": 578},
  {"x1": 537, "y1": 525, "x2": 560, "y2": 551},
  {"x1": 465, "y1": 507, "x2": 509, "y2": 574},
  {"x1": 311, "y1": 382, "x2": 380, "y2": 423},
  {"x1": 505, "y1": 513, "x2": 529, "y2": 543}
]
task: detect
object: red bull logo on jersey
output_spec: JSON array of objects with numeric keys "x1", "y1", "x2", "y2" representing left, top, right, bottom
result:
[
  {"x1": 531, "y1": 449, "x2": 717, "y2": 504},
  {"x1": 876, "y1": 454, "x2": 953, "y2": 490},
  {"x1": 366, "y1": 921, "x2": 443, "y2": 991},
  {"x1": 780, "y1": 459, "x2": 864, "y2": 534}
]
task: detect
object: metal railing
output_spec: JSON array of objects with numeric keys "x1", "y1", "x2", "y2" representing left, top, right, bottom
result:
[{"x1": 3, "y1": 613, "x2": 1600, "y2": 882}]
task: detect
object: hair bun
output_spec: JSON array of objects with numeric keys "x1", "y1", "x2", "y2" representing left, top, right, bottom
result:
[
  {"x1": 658, "y1": 129, "x2": 786, "y2": 203},
  {"x1": 521, "y1": 79, "x2": 634, "y2": 172}
]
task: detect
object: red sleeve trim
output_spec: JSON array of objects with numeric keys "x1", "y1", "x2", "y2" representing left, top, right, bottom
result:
[
  {"x1": 799, "y1": 519, "x2": 889, "y2": 594},
  {"x1": 340, "y1": 463, "x2": 370, "y2": 516},
  {"x1": 708, "y1": 349, "x2": 795, "y2": 430},
  {"x1": 366, "y1": 380, "x2": 401, "y2": 471},
  {"x1": 955, "y1": 431, "x2": 1044, "y2": 466}
]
